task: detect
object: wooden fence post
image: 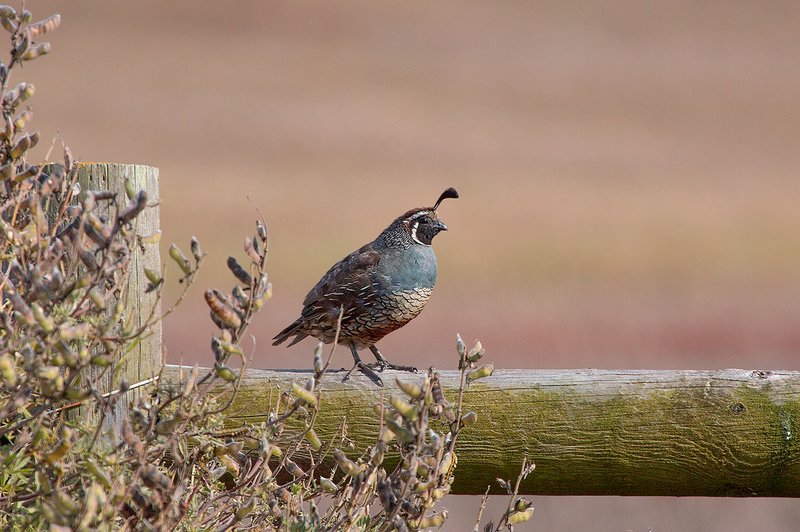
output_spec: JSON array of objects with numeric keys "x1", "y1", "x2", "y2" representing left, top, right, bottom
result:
[{"x1": 74, "y1": 162, "x2": 161, "y2": 441}]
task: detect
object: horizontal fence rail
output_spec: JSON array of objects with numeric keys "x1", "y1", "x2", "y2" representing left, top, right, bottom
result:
[{"x1": 162, "y1": 366, "x2": 800, "y2": 497}]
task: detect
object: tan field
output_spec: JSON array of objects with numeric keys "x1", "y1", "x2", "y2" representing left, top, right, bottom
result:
[{"x1": 25, "y1": 0, "x2": 800, "y2": 529}]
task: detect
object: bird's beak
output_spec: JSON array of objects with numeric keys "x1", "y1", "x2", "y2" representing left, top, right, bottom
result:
[{"x1": 434, "y1": 220, "x2": 447, "y2": 232}]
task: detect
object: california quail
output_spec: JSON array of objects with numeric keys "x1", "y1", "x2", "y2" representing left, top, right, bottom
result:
[{"x1": 272, "y1": 187, "x2": 459, "y2": 386}]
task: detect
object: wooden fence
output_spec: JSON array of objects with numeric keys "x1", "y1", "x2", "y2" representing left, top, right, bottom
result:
[{"x1": 88, "y1": 164, "x2": 800, "y2": 497}]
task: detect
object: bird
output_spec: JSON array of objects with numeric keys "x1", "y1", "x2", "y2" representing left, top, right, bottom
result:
[{"x1": 272, "y1": 187, "x2": 459, "y2": 386}]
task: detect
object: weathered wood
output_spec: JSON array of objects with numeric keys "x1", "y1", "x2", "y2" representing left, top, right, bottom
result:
[
  {"x1": 163, "y1": 366, "x2": 800, "y2": 497},
  {"x1": 75, "y1": 163, "x2": 161, "y2": 438}
]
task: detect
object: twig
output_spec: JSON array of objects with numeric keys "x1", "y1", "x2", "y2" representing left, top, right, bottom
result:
[{"x1": 474, "y1": 485, "x2": 491, "y2": 531}]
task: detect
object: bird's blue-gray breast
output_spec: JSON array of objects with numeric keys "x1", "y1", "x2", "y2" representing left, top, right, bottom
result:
[
  {"x1": 377, "y1": 244, "x2": 438, "y2": 290},
  {"x1": 337, "y1": 243, "x2": 436, "y2": 346}
]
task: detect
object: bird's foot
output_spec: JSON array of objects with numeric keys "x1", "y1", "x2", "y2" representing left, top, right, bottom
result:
[
  {"x1": 367, "y1": 361, "x2": 418, "y2": 373},
  {"x1": 342, "y1": 361, "x2": 384, "y2": 386}
]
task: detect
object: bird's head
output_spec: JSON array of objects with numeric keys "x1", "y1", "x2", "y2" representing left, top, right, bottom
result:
[{"x1": 397, "y1": 187, "x2": 459, "y2": 246}]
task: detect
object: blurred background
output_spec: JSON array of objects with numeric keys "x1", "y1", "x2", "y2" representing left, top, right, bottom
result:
[{"x1": 26, "y1": 0, "x2": 800, "y2": 529}]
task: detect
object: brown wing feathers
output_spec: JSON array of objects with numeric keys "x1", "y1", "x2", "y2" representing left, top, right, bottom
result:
[{"x1": 271, "y1": 246, "x2": 380, "y2": 346}]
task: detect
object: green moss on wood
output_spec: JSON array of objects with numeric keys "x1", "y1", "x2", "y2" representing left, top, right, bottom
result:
[{"x1": 165, "y1": 367, "x2": 800, "y2": 496}]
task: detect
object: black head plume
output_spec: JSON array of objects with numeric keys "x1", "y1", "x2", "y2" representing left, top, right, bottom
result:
[{"x1": 433, "y1": 187, "x2": 459, "y2": 211}]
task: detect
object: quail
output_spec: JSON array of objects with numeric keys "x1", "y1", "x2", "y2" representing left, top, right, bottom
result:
[{"x1": 272, "y1": 187, "x2": 459, "y2": 386}]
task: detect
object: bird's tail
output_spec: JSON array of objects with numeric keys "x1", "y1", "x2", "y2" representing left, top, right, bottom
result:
[{"x1": 272, "y1": 319, "x2": 308, "y2": 347}]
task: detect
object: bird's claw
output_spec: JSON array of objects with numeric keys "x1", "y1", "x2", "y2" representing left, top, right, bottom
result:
[
  {"x1": 367, "y1": 361, "x2": 418, "y2": 373},
  {"x1": 342, "y1": 361, "x2": 384, "y2": 386}
]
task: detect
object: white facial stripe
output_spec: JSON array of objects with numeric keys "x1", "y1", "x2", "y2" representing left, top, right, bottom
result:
[{"x1": 410, "y1": 220, "x2": 428, "y2": 246}]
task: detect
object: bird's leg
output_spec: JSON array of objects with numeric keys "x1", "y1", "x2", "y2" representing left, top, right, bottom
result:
[
  {"x1": 367, "y1": 345, "x2": 418, "y2": 373},
  {"x1": 342, "y1": 343, "x2": 384, "y2": 386}
]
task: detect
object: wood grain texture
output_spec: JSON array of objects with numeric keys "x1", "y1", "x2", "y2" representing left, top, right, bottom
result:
[
  {"x1": 76, "y1": 163, "x2": 161, "y2": 438},
  {"x1": 163, "y1": 366, "x2": 800, "y2": 496}
]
